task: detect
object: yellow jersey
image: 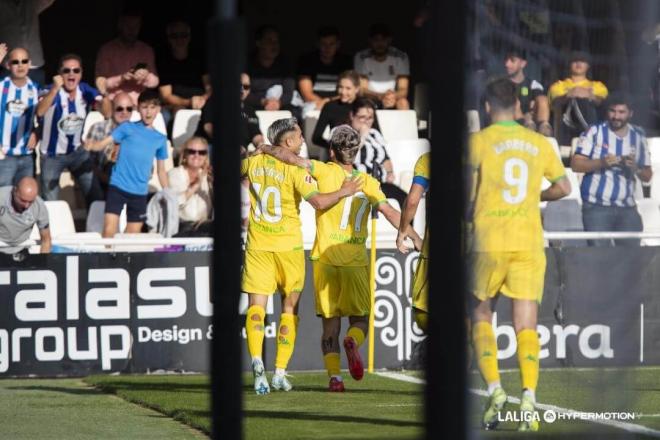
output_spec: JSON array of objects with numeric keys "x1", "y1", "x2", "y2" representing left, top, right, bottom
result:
[
  {"x1": 309, "y1": 160, "x2": 386, "y2": 266},
  {"x1": 412, "y1": 153, "x2": 430, "y2": 258},
  {"x1": 547, "y1": 78, "x2": 608, "y2": 103},
  {"x1": 469, "y1": 121, "x2": 565, "y2": 252},
  {"x1": 241, "y1": 154, "x2": 319, "y2": 252}
]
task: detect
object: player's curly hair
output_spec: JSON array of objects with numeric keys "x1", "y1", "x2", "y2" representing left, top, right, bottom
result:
[
  {"x1": 330, "y1": 125, "x2": 361, "y2": 164},
  {"x1": 267, "y1": 117, "x2": 299, "y2": 146}
]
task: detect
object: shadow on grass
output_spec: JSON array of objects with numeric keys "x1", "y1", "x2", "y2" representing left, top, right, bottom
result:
[
  {"x1": 241, "y1": 384, "x2": 420, "y2": 396},
  {"x1": 88, "y1": 381, "x2": 209, "y2": 393},
  {"x1": 7, "y1": 385, "x2": 102, "y2": 396},
  {"x1": 244, "y1": 409, "x2": 423, "y2": 427}
]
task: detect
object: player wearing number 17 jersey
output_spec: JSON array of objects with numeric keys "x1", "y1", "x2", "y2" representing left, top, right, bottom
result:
[
  {"x1": 469, "y1": 78, "x2": 571, "y2": 432},
  {"x1": 241, "y1": 118, "x2": 361, "y2": 395}
]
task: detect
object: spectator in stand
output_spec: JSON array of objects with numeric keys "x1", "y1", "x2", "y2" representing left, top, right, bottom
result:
[
  {"x1": 0, "y1": 47, "x2": 40, "y2": 186},
  {"x1": 158, "y1": 19, "x2": 210, "y2": 117},
  {"x1": 354, "y1": 23, "x2": 410, "y2": 109},
  {"x1": 549, "y1": 51, "x2": 608, "y2": 145},
  {"x1": 570, "y1": 93, "x2": 652, "y2": 247},
  {"x1": 297, "y1": 26, "x2": 353, "y2": 112},
  {"x1": 198, "y1": 73, "x2": 263, "y2": 152},
  {"x1": 0, "y1": 177, "x2": 50, "y2": 254},
  {"x1": 95, "y1": 9, "x2": 159, "y2": 104},
  {"x1": 83, "y1": 89, "x2": 169, "y2": 238},
  {"x1": 349, "y1": 98, "x2": 407, "y2": 208},
  {"x1": 245, "y1": 25, "x2": 295, "y2": 112},
  {"x1": 36, "y1": 53, "x2": 110, "y2": 205},
  {"x1": 0, "y1": 0, "x2": 56, "y2": 86},
  {"x1": 312, "y1": 70, "x2": 361, "y2": 153},
  {"x1": 504, "y1": 47, "x2": 552, "y2": 136},
  {"x1": 168, "y1": 137, "x2": 212, "y2": 236},
  {"x1": 85, "y1": 93, "x2": 134, "y2": 194}
]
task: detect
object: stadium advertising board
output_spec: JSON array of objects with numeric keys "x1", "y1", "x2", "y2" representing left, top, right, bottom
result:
[{"x1": 0, "y1": 247, "x2": 655, "y2": 377}]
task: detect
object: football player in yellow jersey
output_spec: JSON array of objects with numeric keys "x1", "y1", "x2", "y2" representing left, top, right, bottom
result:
[
  {"x1": 241, "y1": 118, "x2": 362, "y2": 395},
  {"x1": 260, "y1": 125, "x2": 420, "y2": 392},
  {"x1": 396, "y1": 153, "x2": 429, "y2": 332},
  {"x1": 469, "y1": 78, "x2": 571, "y2": 431}
]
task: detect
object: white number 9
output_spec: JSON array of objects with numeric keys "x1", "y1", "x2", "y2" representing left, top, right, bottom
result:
[{"x1": 502, "y1": 158, "x2": 528, "y2": 204}]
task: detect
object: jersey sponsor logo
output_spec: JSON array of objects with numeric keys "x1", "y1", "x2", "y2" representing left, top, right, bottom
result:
[
  {"x1": 58, "y1": 114, "x2": 84, "y2": 135},
  {"x1": 6, "y1": 100, "x2": 27, "y2": 116}
]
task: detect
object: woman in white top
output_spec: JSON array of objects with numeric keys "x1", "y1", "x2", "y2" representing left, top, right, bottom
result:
[{"x1": 168, "y1": 136, "x2": 213, "y2": 236}]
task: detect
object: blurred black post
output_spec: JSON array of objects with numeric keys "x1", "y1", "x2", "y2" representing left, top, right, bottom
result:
[
  {"x1": 426, "y1": 0, "x2": 467, "y2": 438},
  {"x1": 210, "y1": 0, "x2": 243, "y2": 438}
]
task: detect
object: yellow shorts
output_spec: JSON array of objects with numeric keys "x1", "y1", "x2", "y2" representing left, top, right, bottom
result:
[
  {"x1": 242, "y1": 249, "x2": 305, "y2": 296},
  {"x1": 471, "y1": 250, "x2": 546, "y2": 303},
  {"x1": 313, "y1": 261, "x2": 370, "y2": 318},
  {"x1": 412, "y1": 255, "x2": 428, "y2": 313}
]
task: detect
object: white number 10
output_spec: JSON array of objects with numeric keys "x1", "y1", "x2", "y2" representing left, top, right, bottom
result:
[
  {"x1": 502, "y1": 158, "x2": 528, "y2": 204},
  {"x1": 252, "y1": 183, "x2": 282, "y2": 223}
]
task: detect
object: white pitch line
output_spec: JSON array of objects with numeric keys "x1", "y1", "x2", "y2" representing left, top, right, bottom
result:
[{"x1": 375, "y1": 372, "x2": 660, "y2": 438}]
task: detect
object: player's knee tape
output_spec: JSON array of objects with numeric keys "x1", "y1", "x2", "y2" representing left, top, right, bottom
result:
[
  {"x1": 275, "y1": 313, "x2": 297, "y2": 370},
  {"x1": 246, "y1": 305, "x2": 265, "y2": 359}
]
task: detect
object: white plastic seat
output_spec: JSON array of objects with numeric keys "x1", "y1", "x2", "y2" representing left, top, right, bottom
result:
[
  {"x1": 255, "y1": 110, "x2": 293, "y2": 138},
  {"x1": 82, "y1": 111, "x2": 105, "y2": 140},
  {"x1": 466, "y1": 110, "x2": 480, "y2": 133},
  {"x1": 172, "y1": 109, "x2": 202, "y2": 149},
  {"x1": 86, "y1": 200, "x2": 127, "y2": 234},
  {"x1": 365, "y1": 198, "x2": 400, "y2": 246},
  {"x1": 563, "y1": 168, "x2": 582, "y2": 202},
  {"x1": 413, "y1": 196, "x2": 426, "y2": 236},
  {"x1": 385, "y1": 139, "x2": 431, "y2": 187},
  {"x1": 648, "y1": 137, "x2": 660, "y2": 164},
  {"x1": 112, "y1": 232, "x2": 164, "y2": 252},
  {"x1": 375, "y1": 110, "x2": 418, "y2": 142},
  {"x1": 299, "y1": 200, "x2": 317, "y2": 248},
  {"x1": 148, "y1": 144, "x2": 175, "y2": 192},
  {"x1": 637, "y1": 199, "x2": 660, "y2": 246},
  {"x1": 130, "y1": 111, "x2": 167, "y2": 136},
  {"x1": 43, "y1": 200, "x2": 76, "y2": 238}
]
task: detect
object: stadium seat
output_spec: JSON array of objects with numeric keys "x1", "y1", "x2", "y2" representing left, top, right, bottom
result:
[
  {"x1": 365, "y1": 198, "x2": 400, "y2": 246},
  {"x1": 131, "y1": 111, "x2": 167, "y2": 136},
  {"x1": 147, "y1": 144, "x2": 176, "y2": 192},
  {"x1": 413, "y1": 196, "x2": 426, "y2": 237},
  {"x1": 563, "y1": 168, "x2": 582, "y2": 202},
  {"x1": 86, "y1": 200, "x2": 127, "y2": 234},
  {"x1": 637, "y1": 199, "x2": 660, "y2": 246},
  {"x1": 385, "y1": 139, "x2": 431, "y2": 187},
  {"x1": 648, "y1": 137, "x2": 660, "y2": 164},
  {"x1": 112, "y1": 232, "x2": 164, "y2": 252},
  {"x1": 299, "y1": 200, "x2": 316, "y2": 247},
  {"x1": 302, "y1": 110, "x2": 328, "y2": 160},
  {"x1": 43, "y1": 200, "x2": 76, "y2": 238},
  {"x1": 82, "y1": 111, "x2": 105, "y2": 141},
  {"x1": 375, "y1": 110, "x2": 418, "y2": 142},
  {"x1": 466, "y1": 110, "x2": 480, "y2": 133},
  {"x1": 172, "y1": 109, "x2": 202, "y2": 150},
  {"x1": 542, "y1": 199, "x2": 585, "y2": 247},
  {"x1": 546, "y1": 136, "x2": 561, "y2": 159},
  {"x1": 255, "y1": 110, "x2": 293, "y2": 137}
]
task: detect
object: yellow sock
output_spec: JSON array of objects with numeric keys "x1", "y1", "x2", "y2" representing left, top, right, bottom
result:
[
  {"x1": 346, "y1": 326, "x2": 366, "y2": 347},
  {"x1": 275, "y1": 313, "x2": 297, "y2": 370},
  {"x1": 245, "y1": 305, "x2": 265, "y2": 359},
  {"x1": 414, "y1": 310, "x2": 428, "y2": 332},
  {"x1": 324, "y1": 352, "x2": 341, "y2": 377},
  {"x1": 517, "y1": 329, "x2": 540, "y2": 392},
  {"x1": 472, "y1": 321, "x2": 500, "y2": 386}
]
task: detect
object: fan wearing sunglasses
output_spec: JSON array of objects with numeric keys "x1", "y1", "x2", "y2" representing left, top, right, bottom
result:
[
  {"x1": 35, "y1": 53, "x2": 111, "y2": 205},
  {"x1": 168, "y1": 136, "x2": 212, "y2": 236},
  {"x1": 0, "y1": 47, "x2": 41, "y2": 187}
]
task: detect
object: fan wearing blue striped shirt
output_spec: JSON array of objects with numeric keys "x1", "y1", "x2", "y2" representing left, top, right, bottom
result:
[
  {"x1": 0, "y1": 47, "x2": 40, "y2": 187},
  {"x1": 570, "y1": 92, "x2": 653, "y2": 246},
  {"x1": 35, "y1": 53, "x2": 111, "y2": 205}
]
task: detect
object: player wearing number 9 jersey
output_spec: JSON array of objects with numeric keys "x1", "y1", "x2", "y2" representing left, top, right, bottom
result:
[
  {"x1": 241, "y1": 118, "x2": 362, "y2": 395},
  {"x1": 469, "y1": 78, "x2": 571, "y2": 432}
]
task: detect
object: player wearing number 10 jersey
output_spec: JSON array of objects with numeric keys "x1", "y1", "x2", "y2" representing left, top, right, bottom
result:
[
  {"x1": 469, "y1": 78, "x2": 571, "y2": 432},
  {"x1": 240, "y1": 118, "x2": 361, "y2": 395}
]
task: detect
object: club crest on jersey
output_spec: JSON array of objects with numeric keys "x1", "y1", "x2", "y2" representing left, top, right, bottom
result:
[
  {"x1": 58, "y1": 114, "x2": 84, "y2": 135},
  {"x1": 6, "y1": 100, "x2": 27, "y2": 116}
]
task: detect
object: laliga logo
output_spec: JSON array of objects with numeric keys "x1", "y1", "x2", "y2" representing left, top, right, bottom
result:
[{"x1": 492, "y1": 313, "x2": 614, "y2": 360}]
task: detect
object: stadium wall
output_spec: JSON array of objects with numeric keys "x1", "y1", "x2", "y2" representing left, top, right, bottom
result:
[{"x1": 0, "y1": 248, "x2": 653, "y2": 376}]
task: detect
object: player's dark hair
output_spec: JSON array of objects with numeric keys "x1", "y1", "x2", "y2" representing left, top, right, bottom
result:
[
  {"x1": 58, "y1": 53, "x2": 83, "y2": 69},
  {"x1": 137, "y1": 88, "x2": 161, "y2": 106},
  {"x1": 330, "y1": 125, "x2": 361, "y2": 164},
  {"x1": 605, "y1": 91, "x2": 632, "y2": 110},
  {"x1": 338, "y1": 70, "x2": 360, "y2": 88},
  {"x1": 318, "y1": 26, "x2": 340, "y2": 39},
  {"x1": 484, "y1": 77, "x2": 517, "y2": 111},
  {"x1": 267, "y1": 117, "x2": 299, "y2": 145}
]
